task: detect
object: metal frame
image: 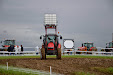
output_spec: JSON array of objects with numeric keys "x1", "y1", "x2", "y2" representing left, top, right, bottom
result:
[
  {"x1": 63, "y1": 39, "x2": 74, "y2": 49},
  {"x1": 45, "y1": 25, "x2": 57, "y2": 35}
]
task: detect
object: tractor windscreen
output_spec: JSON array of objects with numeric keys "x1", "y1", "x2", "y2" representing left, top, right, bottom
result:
[
  {"x1": 109, "y1": 42, "x2": 113, "y2": 48},
  {"x1": 84, "y1": 43, "x2": 93, "y2": 49},
  {"x1": 47, "y1": 29, "x2": 56, "y2": 34},
  {"x1": 47, "y1": 36, "x2": 56, "y2": 43},
  {"x1": 4, "y1": 40, "x2": 15, "y2": 46}
]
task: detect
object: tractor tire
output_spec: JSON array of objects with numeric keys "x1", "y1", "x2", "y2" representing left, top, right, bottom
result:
[
  {"x1": 57, "y1": 48, "x2": 61, "y2": 59},
  {"x1": 41, "y1": 48, "x2": 46, "y2": 60},
  {"x1": 92, "y1": 47, "x2": 97, "y2": 51},
  {"x1": 76, "y1": 52, "x2": 81, "y2": 54}
]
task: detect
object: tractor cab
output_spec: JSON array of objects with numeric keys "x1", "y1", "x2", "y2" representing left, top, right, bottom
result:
[
  {"x1": 105, "y1": 34, "x2": 113, "y2": 52},
  {"x1": 105, "y1": 42, "x2": 113, "y2": 52},
  {"x1": 43, "y1": 34, "x2": 59, "y2": 48},
  {"x1": 46, "y1": 34, "x2": 58, "y2": 45},
  {"x1": 106, "y1": 42, "x2": 113, "y2": 48},
  {"x1": 109, "y1": 42, "x2": 113, "y2": 48},
  {"x1": 82, "y1": 43, "x2": 94, "y2": 51},
  {"x1": 2, "y1": 40, "x2": 15, "y2": 47},
  {"x1": 0, "y1": 40, "x2": 15, "y2": 51}
]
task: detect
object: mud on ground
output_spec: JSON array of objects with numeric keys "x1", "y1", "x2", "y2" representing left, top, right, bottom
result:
[{"x1": 0, "y1": 58, "x2": 113, "y2": 75}]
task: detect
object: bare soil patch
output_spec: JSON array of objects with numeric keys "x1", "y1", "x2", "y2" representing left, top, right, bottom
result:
[{"x1": 0, "y1": 58, "x2": 113, "y2": 75}]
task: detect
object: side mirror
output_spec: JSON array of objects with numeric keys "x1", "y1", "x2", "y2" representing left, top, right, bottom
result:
[
  {"x1": 40, "y1": 36, "x2": 42, "y2": 39},
  {"x1": 60, "y1": 36, "x2": 62, "y2": 39}
]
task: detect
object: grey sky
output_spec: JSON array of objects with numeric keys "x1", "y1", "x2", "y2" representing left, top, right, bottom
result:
[{"x1": 0, "y1": 0, "x2": 113, "y2": 47}]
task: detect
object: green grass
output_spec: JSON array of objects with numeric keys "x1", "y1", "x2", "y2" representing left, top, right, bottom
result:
[
  {"x1": 0, "y1": 68, "x2": 38, "y2": 75},
  {"x1": 0, "y1": 56, "x2": 40, "y2": 59},
  {"x1": 62, "y1": 55, "x2": 113, "y2": 59},
  {"x1": 72, "y1": 67, "x2": 113, "y2": 75},
  {"x1": 92, "y1": 67, "x2": 113, "y2": 74},
  {"x1": 72, "y1": 72, "x2": 95, "y2": 75},
  {"x1": 0, "y1": 55, "x2": 113, "y2": 59},
  {"x1": 46, "y1": 55, "x2": 113, "y2": 59}
]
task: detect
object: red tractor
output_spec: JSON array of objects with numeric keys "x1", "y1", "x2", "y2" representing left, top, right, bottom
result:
[
  {"x1": 77, "y1": 42, "x2": 97, "y2": 54},
  {"x1": 0, "y1": 40, "x2": 15, "y2": 51},
  {"x1": 40, "y1": 14, "x2": 62, "y2": 60}
]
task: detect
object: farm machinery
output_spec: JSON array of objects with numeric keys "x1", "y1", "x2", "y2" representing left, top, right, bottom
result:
[
  {"x1": 106, "y1": 42, "x2": 113, "y2": 48},
  {"x1": 40, "y1": 14, "x2": 62, "y2": 59},
  {"x1": 77, "y1": 42, "x2": 97, "y2": 54},
  {"x1": 105, "y1": 42, "x2": 113, "y2": 52},
  {"x1": 0, "y1": 40, "x2": 15, "y2": 51},
  {"x1": 105, "y1": 33, "x2": 113, "y2": 52}
]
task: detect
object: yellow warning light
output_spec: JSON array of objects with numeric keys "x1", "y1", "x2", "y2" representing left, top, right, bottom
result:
[{"x1": 58, "y1": 32, "x2": 59, "y2": 34}]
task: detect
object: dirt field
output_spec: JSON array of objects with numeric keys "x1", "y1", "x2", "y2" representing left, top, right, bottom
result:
[{"x1": 0, "y1": 58, "x2": 113, "y2": 75}]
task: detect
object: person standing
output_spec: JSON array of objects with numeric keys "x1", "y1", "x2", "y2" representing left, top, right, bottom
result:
[
  {"x1": 7, "y1": 45, "x2": 10, "y2": 52},
  {"x1": 35, "y1": 46, "x2": 39, "y2": 55},
  {"x1": 21, "y1": 45, "x2": 23, "y2": 52},
  {"x1": 7, "y1": 45, "x2": 14, "y2": 55},
  {"x1": 10, "y1": 45, "x2": 14, "y2": 52},
  {"x1": 14, "y1": 45, "x2": 18, "y2": 55}
]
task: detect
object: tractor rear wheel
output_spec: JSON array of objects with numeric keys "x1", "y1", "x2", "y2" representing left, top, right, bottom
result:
[
  {"x1": 92, "y1": 47, "x2": 97, "y2": 51},
  {"x1": 41, "y1": 48, "x2": 46, "y2": 60},
  {"x1": 57, "y1": 48, "x2": 61, "y2": 59}
]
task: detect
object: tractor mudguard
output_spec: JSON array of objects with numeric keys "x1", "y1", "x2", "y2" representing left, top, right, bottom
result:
[
  {"x1": 42, "y1": 44, "x2": 44, "y2": 48},
  {"x1": 58, "y1": 44, "x2": 61, "y2": 48}
]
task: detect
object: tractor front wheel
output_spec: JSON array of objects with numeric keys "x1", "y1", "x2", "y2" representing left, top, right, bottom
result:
[
  {"x1": 41, "y1": 48, "x2": 46, "y2": 60},
  {"x1": 57, "y1": 48, "x2": 61, "y2": 59}
]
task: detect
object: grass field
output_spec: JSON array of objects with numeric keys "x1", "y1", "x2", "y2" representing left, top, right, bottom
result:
[
  {"x1": 91, "y1": 67, "x2": 113, "y2": 75},
  {"x1": 0, "y1": 65, "x2": 51, "y2": 75},
  {"x1": 72, "y1": 67, "x2": 113, "y2": 75},
  {"x1": 0, "y1": 55, "x2": 113, "y2": 59},
  {"x1": 0, "y1": 68, "x2": 38, "y2": 75}
]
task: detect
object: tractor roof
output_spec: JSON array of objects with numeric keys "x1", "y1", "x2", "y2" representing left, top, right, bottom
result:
[
  {"x1": 45, "y1": 25, "x2": 57, "y2": 29},
  {"x1": 5, "y1": 40, "x2": 15, "y2": 41},
  {"x1": 84, "y1": 42, "x2": 93, "y2": 44},
  {"x1": 109, "y1": 42, "x2": 113, "y2": 43}
]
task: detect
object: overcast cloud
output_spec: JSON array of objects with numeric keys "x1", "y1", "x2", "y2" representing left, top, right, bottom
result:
[{"x1": 0, "y1": 0, "x2": 113, "y2": 48}]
